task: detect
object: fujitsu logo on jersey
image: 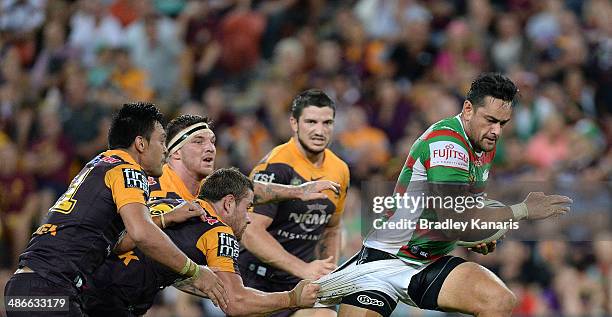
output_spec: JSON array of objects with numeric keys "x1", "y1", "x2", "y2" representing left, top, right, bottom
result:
[
  {"x1": 429, "y1": 141, "x2": 469, "y2": 170},
  {"x1": 432, "y1": 144, "x2": 468, "y2": 162}
]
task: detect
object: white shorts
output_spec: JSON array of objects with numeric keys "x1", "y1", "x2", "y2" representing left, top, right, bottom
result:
[{"x1": 314, "y1": 247, "x2": 465, "y2": 315}]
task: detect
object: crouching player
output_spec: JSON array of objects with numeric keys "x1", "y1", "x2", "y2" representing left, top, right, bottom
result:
[{"x1": 81, "y1": 168, "x2": 320, "y2": 316}]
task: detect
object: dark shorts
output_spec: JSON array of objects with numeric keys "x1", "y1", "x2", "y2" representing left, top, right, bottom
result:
[{"x1": 4, "y1": 273, "x2": 83, "y2": 317}]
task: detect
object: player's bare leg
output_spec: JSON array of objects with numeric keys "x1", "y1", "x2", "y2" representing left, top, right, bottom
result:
[
  {"x1": 292, "y1": 308, "x2": 336, "y2": 317},
  {"x1": 337, "y1": 304, "x2": 383, "y2": 317},
  {"x1": 437, "y1": 262, "x2": 517, "y2": 316}
]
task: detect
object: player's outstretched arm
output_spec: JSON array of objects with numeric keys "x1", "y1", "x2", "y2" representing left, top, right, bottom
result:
[
  {"x1": 218, "y1": 272, "x2": 320, "y2": 316},
  {"x1": 253, "y1": 180, "x2": 340, "y2": 205},
  {"x1": 118, "y1": 202, "x2": 228, "y2": 310},
  {"x1": 432, "y1": 190, "x2": 572, "y2": 241},
  {"x1": 242, "y1": 213, "x2": 336, "y2": 280}
]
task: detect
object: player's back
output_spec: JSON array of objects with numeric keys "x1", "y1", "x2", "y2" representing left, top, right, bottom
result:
[{"x1": 19, "y1": 150, "x2": 150, "y2": 288}]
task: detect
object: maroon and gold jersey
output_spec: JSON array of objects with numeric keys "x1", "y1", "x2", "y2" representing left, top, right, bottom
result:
[
  {"x1": 148, "y1": 164, "x2": 197, "y2": 201},
  {"x1": 19, "y1": 150, "x2": 150, "y2": 288},
  {"x1": 239, "y1": 138, "x2": 349, "y2": 284},
  {"x1": 81, "y1": 199, "x2": 240, "y2": 315}
]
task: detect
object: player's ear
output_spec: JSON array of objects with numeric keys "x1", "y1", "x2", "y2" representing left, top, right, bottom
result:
[
  {"x1": 289, "y1": 116, "x2": 298, "y2": 134},
  {"x1": 134, "y1": 136, "x2": 147, "y2": 153},
  {"x1": 462, "y1": 100, "x2": 474, "y2": 122},
  {"x1": 223, "y1": 194, "x2": 236, "y2": 213}
]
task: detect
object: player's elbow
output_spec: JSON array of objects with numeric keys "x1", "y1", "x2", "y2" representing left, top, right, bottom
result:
[{"x1": 126, "y1": 222, "x2": 152, "y2": 246}]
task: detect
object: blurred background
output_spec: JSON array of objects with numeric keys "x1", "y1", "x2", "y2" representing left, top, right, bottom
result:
[{"x1": 0, "y1": 0, "x2": 610, "y2": 316}]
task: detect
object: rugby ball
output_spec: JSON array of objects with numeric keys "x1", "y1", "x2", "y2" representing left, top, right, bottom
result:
[{"x1": 456, "y1": 199, "x2": 508, "y2": 247}]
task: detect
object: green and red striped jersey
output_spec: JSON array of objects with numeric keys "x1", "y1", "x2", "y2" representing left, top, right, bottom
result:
[{"x1": 364, "y1": 115, "x2": 495, "y2": 265}]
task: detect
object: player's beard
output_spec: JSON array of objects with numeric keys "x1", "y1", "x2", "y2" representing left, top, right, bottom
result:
[{"x1": 296, "y1": 127, "x2": 328, "y2": 156}]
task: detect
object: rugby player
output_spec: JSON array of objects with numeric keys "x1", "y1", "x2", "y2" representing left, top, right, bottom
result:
[
  {"x1": 3, "y1": 103, "x2": 226, "y2": 316},
  {"x1": 81, "y1": 114, "x2": 337, "y2": 314},
  {"x1": 240, "y1": 89, "x2": 350, "y2": 317},
  {"x1": 81, "y1": 168, "x2": 321, "y2": 316},
  {"x1": 316, "y1": 73, "x2": 573, "y2": 317},
  {"x1": 148, "y1": 114, "x2": 341, "y2": 206}
]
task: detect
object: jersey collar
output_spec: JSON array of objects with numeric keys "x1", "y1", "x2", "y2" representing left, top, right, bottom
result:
[
  {"x1": 162, "y1": 164, "x2": 197, "y2": 201},
  {"x1": 288, "y1": 137, "x2": 327, "y2": 169},
  {"x1": 102, "y1": 149, "x2": 142, "y2": 168},
  {"x1": 454, "y1": 114, "x2": 483, "y2": 157}
]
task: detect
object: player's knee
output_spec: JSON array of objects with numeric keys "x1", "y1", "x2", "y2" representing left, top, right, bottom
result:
[{"x1": 479, "y1": 287, "x2": 517, "y2": 315}]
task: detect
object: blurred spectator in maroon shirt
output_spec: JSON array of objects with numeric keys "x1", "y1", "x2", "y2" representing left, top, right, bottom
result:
[
  {"x1": 25, "y1": 106, "x2": 74, "y2": 216},
  {"x1": 365, "y1": 79, "x2": 411, "y2": 145},
  {"x1": 0, "y1": 136, "x2": 37, "y2": 266}
]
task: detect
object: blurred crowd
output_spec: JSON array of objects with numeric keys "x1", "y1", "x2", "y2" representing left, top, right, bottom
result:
[{"x1": 0, "y1": 0, "x2": 610, "y2": 316}]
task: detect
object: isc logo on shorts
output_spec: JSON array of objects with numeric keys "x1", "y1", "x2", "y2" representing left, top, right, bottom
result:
[
  {"x1": 357, "y1": 295, "x2": 384, "y2": 307},
  {"x1": 123, "y1": 168, "x2": 149, "y2": 194}
]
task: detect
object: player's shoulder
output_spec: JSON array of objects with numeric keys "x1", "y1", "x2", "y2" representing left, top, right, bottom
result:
[
  {"x1": 421, "y1": 116, "x2": 469, "y2": 148},
  {"x1": 97, "y1": 150, "x2": 145, "y2": 174},
  {"x1": 258, "y1": 140, "x2": 295, "y2": 165},
  {"x1": 324, "y1": 148, "x2": 350, "y2": 177}
]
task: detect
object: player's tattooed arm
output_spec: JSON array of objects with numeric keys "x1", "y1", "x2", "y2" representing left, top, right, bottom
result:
[{"x1": 253, "y1": 180, "x2": 340, "y2": 205}]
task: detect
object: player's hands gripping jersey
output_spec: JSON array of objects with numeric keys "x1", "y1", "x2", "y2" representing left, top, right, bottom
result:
[{"x1": 290, "y1": 280, "x2": 322, "y2": 308}]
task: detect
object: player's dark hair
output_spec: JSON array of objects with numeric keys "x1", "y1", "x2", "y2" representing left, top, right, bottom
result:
[
  {"x1": 466, "y1": 73, "x2": 518, "y2": 107},
  {"x1": 291, "y1": 89, "x2": 335, "y2": 119},
  {"x1": 199, "y1": 168, "x2": 254, "y2": 203},
  {"x1": 108, "y1": 102, "x2": 165, "y2": 149},
  {"x1": 166, "y1": 114, "x2": 212, "y2": 146}
]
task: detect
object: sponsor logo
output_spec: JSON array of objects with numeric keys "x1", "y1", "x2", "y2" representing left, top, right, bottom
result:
[
  {"x1": 203, "y1": 215, "x2": 219, "y2": 225},
  {"x1": 276, "y1": 229, "x2": 321, "y2": 241},
  {"x1": 147, "y1": 177, "x2": 157, "y2": 186},
  {"x1": 101, "y1": 156, "x2": 121, "y2": 164},
  {"x1": 430, "y1": 141, "x2": 469, "y2": 170},
  {"x1": 356, "y1": 295, "x2": 384, "y2": 307},
  {"x1": 217, "y1": 232, "x2": 239, "y2": 260},
  {"x1": 122, "y1": 168, "x2": 149, "y2": 193},
  {"x1": 288, "y1": 204, "x2": 330, "y2": 232},
  {"x1": 253, "y1": 172, "x2": 275, "y2": 183},
  {"x1": 482, "y1": 169, "x2": 489, "y2": 181},
  {"x1": 311, "y1": 176, "x2": 324, "y2": 181}
]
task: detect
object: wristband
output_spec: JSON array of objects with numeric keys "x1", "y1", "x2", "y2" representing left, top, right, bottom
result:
[
  {"x1": 510, "y1": 202, "x2": 528, "y2": 220},
  {"x1": 179, "y1": 258, "x2": 193, "y2": 276},
  {"x1": 185, "y1": 260, "x2": 199, "y2": 278}
]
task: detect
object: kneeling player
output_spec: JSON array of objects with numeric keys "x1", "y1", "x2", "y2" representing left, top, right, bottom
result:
[{"x1": 81, "y1": 168, "x2": 320, "y2": 316}]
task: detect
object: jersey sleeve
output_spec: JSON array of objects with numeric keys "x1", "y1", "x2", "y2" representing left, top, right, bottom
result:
[
  {"x1": 195, "y1": 226, "x2": 240, "y2": 274},
  {"x1": 249, "y1": 162, "x2": 292, "y2": 219},
  {"x1": 104, "y1": 165, "x2": 150, "y2": 210},
  {"x1": 422, "y1": 132, "x2": 470, "y2": 183}
]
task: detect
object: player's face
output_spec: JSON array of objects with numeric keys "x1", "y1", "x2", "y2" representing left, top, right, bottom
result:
[
  {"x1": 177, "y1": 130, "x2": 216, "y2": 180},
  {"x1": 142, "y1": 122, "x2": 167, "y2": 177},
  {"x1": 463, "y1": 96, "x2": 512, "y2": 152},
  {"x1": 291, "y1": 106, "x2": 335, "y2": 155},
  {"x1": 230, "y1": 190, "x2": 253, "y2": 241}
]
